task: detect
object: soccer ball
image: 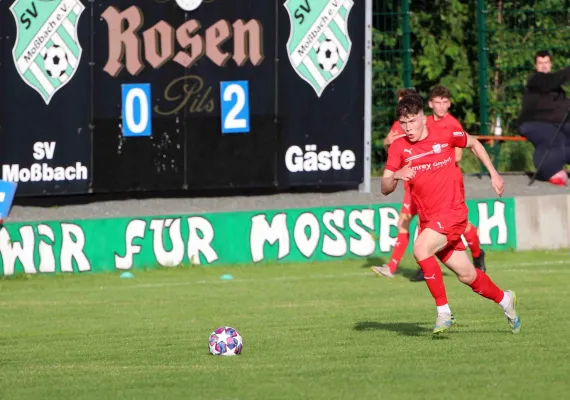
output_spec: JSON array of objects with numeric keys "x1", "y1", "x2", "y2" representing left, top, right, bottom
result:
[
  {"x1": 208, "y1": 326, "x2": 243, "y2": 356},
  {"x1": 43, "y1": 45, "x2": 69, "y2": 78},
  {"x1": 316, "y1": 39, "x2": 340, "y2": 72}
]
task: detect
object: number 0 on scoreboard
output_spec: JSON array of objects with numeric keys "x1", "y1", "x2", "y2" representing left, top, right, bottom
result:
[
  {"x1": 220, "y1": 81, "x2": 251, "y2": 134},
  {"x1": 121, "y1": 83, "x2": 152, "y2": 137}
]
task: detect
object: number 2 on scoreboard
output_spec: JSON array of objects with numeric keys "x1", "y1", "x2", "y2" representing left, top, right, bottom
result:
[{"x1": 220, "y1": 81, "x2": 250, "y2": 134}]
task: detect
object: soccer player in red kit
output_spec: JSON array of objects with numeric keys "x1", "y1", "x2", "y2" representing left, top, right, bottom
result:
[
  {"x1": 407, "y1": 85, "x2": 487, "y2": 281},
  {"x1": 382, "y1": 94, "x2": 520, "y2": 334},
  {"x1": 373, "y1": 86, "x2": 486, "y2": 281}
]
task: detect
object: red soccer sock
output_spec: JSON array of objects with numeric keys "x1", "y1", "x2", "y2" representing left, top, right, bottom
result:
[
  {"x1": 463, "y1": 223, "x2": 481, "y2": 258},
  {"x1": 468, "y1": 268, "x2": 504, "y2": 303},
  {"x1": 388, "y1": 232, "x2": 410, "y2": 273},
  {"x1": 418, "y1": 256, "x2": 448, "y2": 306}
]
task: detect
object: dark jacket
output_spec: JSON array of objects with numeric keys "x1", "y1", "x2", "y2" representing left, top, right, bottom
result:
[{"x1": 518, "y1": 66, "x2": 570, "y2": 126}]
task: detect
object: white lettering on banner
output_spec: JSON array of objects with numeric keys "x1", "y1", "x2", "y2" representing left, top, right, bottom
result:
[
  {"x1": 60, "y1": 224, "x2": 91, "y2": 272},
  {"x1": 322, "y1": 209, "x2": 347, "y2": 257},
  {"x1": 115, "y1": 217, "x2": 218, "y2": 269},
  {"x1": 477, "y1": 201, "x2": 508, "y2": 245},
  {"x1": 285, "y1": 144, "x2": 356, "y2": 172},
  {"x1": 0, "y1": 201, "x2": 511, "y2": 276},
  {"x1": 249, "y1": 208, "x2": 404, "y2": 262},
  {"x1": 378, "y1": 207, "x2": 399, "y2": 252},
  {"x1": 0, "y1": 223, "x2": 90, "y2": 276},
  {"x1": 38, "y1": 224, "x2": 56, "y2": 273},
  {"x1": 187, "y1": 217, "x2": 218, "y2": 264},
  {"x1": 293, "y1": 213, "x2": 320, "y2": 258},
  {"x1": 248, "y1": 202, "x2": 512, "y2": 263},
  {"x1": 115, "y1": 219, "x2": 146, "y2": 270},
  {"x1": 0, "y1": 226, "x2": 36, "y2": 275},
  {"x1": 2, "y1": 141, "x2": 88, "y2": 183},
  {"x1": 348, "y1": 209, "x2": 375, "y2": 257},
  {"x1": 250, "y1": 214, "x2": 290, "y2": 263},
  {"x1": 150, "y1": 219, "x2": 185, "y2": 267}
]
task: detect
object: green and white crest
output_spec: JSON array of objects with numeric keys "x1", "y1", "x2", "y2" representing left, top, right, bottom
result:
[
  {"x1": 10, "y1": 0, "x2": 85, "y2": 105},
  {"x1": 284, "y1": 0, "x2": 354, "y2": 97}
]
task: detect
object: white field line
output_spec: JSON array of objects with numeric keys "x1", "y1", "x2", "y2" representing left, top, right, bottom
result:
[{"x1": 1, "y1": 259, "x2": 569, "y2": 296}]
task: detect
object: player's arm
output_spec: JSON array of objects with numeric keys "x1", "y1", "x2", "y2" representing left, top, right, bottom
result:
[
  {"x1": 465, "y1": 135, "x2": 495, "y2": 174},
  {"x1": 381, "y1": 169, "x2": 398, "y2": 195},
  {"x1": 465, "y1": 134, "x2": 504, "y2": 196},
  {"x1": 384, "y1": 130, "x2": 404, "y2": 148},
  {"x1": 382, "y1": 163, "x2": 415, "y2": 195},
  {"x1": 455, "y1": 147, "x2": 463, "y2": 163},
  {"x1": 381, "y1": 144, "x2": 414, "y2": 195},
  {"x1": 382, "y1": 142, "x2": 400, "y2": 195}
]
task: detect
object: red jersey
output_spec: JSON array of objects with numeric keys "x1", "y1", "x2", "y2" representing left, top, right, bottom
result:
[
  {"x1": 426, "y1": 113, "x2": 466, "y2": 187},
  {"x1": 385, "y1": 125, "x2": 468, "y2": 223},
  {"x1": 426, "y1": 113, "x2": 463, "y2": 131}
]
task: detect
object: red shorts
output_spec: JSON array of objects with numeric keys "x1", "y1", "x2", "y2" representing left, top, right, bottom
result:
[
  {"x1": 420, "y1": 218, "x2": 467, "y2": 263},
  {"x1": 401, "y1": 183, "x2": 418, "y2": 216}
]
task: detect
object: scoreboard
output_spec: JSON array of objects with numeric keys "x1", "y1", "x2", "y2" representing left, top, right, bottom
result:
[{"x1": 0, "y1": 0, "x2": 371, "y2": 196}]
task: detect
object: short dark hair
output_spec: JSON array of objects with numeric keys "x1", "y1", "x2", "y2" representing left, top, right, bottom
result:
[
  {"x1": 396, "y1": 94, "x2": 424, "y2": 119},
  {"x1": 429, "y1": 84, "x2": 451, "y2": 100},
  {"x1": 396, "y1": 88, "x2": 417, "y2": 99},
  {"x1": 535, "y1": 50, "x2": 552, "y2": 61}
]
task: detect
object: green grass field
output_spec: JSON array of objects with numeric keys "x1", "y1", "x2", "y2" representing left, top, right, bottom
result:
[{"x1": 2, "y1": 250, "x2": 570, "y2": 399}]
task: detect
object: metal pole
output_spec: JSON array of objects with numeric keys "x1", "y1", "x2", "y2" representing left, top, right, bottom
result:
[
  {"x1": 477, "y1": 0, "x2": 489, "y2": 176},
  {"x1": 401, "y1": 0, "x2": 412, "y2": 88},
  {"x1": 360, "y1": 0, "x2": 373, "y2": 193}
]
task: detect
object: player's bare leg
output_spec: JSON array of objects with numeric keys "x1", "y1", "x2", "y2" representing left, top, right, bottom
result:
[
  {"x1": 413, "y1": 228, "x2": 456, "y2": 334},
  {"x1": 463, "y1": 222, "x2": 486, "y2": 272},
  {"x1": 443, "y1": 250, "x2": 521, "y2": 333},
  {"x1": 371, "y1": 211, "x2": 413, "y2": 278}
]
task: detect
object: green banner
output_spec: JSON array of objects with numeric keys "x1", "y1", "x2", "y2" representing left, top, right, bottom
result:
[{"x1": 0, "y1": 198, "x2": 516, "y2": 276}]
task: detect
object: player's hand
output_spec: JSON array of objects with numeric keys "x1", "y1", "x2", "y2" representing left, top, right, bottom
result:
[
  {"x1": 394, "y1": 162, "x2": 415, "y2": 181},
  {"x1": 384, "y1": 132, "x2": 406, "y2": 147},
  {"x1": 491, "y1": 172, "x2": 504, "y2": 197}
]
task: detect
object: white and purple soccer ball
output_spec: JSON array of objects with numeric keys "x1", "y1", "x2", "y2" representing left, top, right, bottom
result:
[{"x1": 208, "y1": 326, "x2": 243, "y2": 356}]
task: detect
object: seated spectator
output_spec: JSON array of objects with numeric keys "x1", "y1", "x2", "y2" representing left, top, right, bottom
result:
[{"x1": 518, "y1": 50, "x2": 570, "y2": 186}]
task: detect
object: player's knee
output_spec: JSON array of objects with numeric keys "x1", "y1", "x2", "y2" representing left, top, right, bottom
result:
[
  {"x1": 457, "y1": 268, "x2": 477, "y2": 285},
  {"x1": 412, "y1": 241, "x2": 429, "y2": 261}
]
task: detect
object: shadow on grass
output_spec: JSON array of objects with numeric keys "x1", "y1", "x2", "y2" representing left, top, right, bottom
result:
[
  {"x1": 354, "y1": 321, "x2": 430, "y2": 337},
  {"x1": 353, "y1": 321, "x2": 456, "y2": 340},
  {"x1": 361, "y1": 257, "x2": 456, "y2": 280},
  {"x1": 360, "y1": 257, "x2": 386, "y2": 268}
]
